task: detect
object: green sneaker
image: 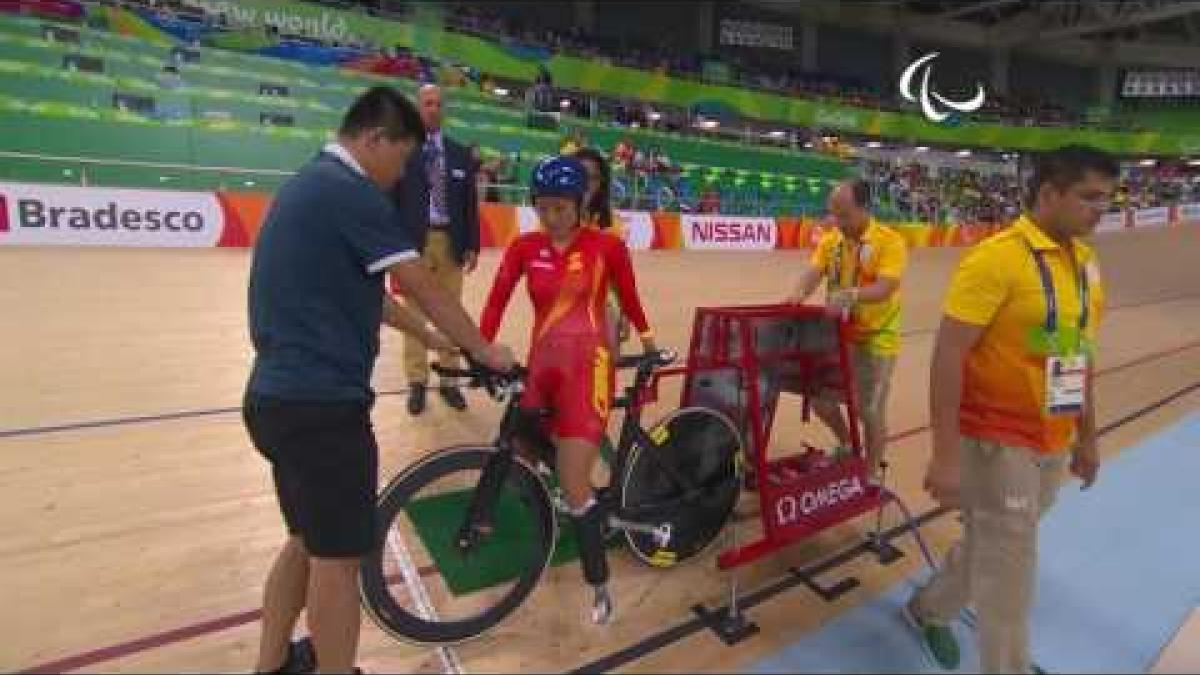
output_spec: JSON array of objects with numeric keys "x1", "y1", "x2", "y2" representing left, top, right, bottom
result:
[{"x1": 903, "y1": 597, "x2": 961, "y2": 670}]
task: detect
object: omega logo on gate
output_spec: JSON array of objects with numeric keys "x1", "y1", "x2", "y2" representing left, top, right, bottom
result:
[{"x1": 774, "y1": 475, "x2": 866, "y2": 526}]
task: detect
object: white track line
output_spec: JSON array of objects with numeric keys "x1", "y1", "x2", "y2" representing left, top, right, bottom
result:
[{"x1": 386, "y1": 528, "x2": 467, "y2": 674}]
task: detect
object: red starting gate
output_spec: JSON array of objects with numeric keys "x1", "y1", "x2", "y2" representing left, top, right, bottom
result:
[{"x1": 651, "y1": 302, "x2": 888, "y2": 570}]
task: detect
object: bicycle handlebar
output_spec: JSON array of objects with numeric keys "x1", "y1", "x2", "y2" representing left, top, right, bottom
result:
[
  {"x1": 431, "y1": 349, "x2": 679, "y2": 399},
  {"x1": 431, "y1": 361, "x2": 527, "y2": 385},
  {"x1": 616, "y1": 348, "x2": 678, "y2": 371}
]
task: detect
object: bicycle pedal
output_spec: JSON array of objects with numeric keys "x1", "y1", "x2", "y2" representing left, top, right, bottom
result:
[
  {"x1": 455, "y1": 517, "x2": 496, "y2": 551},
  {"x1": 653, "y1": 523, "x2": 673, "y2": 549},
  {"x1": 455, "y1": 532, "x2": 477, "y2": 552}
]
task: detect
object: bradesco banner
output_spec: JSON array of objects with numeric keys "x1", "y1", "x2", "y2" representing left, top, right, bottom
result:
[
  {"x1": 681, "y1": 214, "x2": 777, "y2": 250},
  {"x1": 0, "y1": 182, "x2": 224, "y2": 247}
]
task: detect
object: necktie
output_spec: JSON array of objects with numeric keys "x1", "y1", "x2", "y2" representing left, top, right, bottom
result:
[{"x1": 426, "y1": 138, "x2": 447, "y2": 222}]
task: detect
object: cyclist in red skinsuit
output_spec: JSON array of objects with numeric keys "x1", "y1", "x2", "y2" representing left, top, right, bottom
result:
[
  {"x1": 479, "y1": 155, "x2": 655, "y2": 625},
  {"x1": 479, "y1": 227, "x2": 651, "y2": 440}
]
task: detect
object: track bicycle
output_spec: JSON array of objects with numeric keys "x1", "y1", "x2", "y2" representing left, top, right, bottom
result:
[{"x1": 359, "y1": 349, "x2": 743, "y2": 644}]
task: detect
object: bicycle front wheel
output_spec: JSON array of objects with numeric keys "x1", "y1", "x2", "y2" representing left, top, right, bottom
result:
[{"x1": 360, "y1": 445, "x2": 556, "y2": 645}]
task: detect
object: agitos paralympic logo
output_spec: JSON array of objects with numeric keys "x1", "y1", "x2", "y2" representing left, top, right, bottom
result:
[{"x1": 899, "y1": 52, "x2": 986, "y2": 123}]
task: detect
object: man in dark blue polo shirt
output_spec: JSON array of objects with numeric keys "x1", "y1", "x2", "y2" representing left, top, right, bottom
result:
[{"x1": 243, "y1": 86, "x2": 515, "y2": 674}]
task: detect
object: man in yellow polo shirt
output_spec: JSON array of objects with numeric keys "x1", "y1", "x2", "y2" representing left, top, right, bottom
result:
[
  {"x1": 906, "y1": 145, "x2": 1118, "y2": 673},
  {"x1": 786, "y1": 178, "x2": 908, "y2": 482}
]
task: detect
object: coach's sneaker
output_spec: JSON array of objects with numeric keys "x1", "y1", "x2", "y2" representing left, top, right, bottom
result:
[
  {"x1": 257, "y1": 636, "x2": 316, "y2": 674},
  {"x1": 903, "y1": 596, "x2": 961, "y2": 670},
  {"x1": 407, "y1": 383, "x2": 427, "y2": 415},
  {"x1": 439, "y1": 384, "x2": 468, "y2": 411}
]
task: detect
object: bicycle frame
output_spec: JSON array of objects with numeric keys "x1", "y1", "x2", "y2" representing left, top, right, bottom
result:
[{"x1": 455, "y1": 356, "x2": 711, "y2": 551}]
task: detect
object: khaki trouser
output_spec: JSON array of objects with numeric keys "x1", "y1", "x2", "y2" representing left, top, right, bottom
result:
[
  {"x1": 910, "y1": 437, "x2": 1067, "y2": 674},
  {"x1": 403, "y1": 231, "x2": 464, "y2": 384},
  {"x1": 851, "y1": 345, "x2": 895, "y2": 476},
  {"x1": 814, "y1": 344, "x2": 896, "y2": 477}
]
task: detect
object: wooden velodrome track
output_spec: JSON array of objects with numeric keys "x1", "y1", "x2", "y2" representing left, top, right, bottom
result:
[{"x1": 2, "y1": 224, "x2": 1199, "y2": 674}]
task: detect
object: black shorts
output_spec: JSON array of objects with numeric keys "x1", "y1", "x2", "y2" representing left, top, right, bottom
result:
[{"x1": 243, "y1": 393, "x2": 378, "y2": 558}]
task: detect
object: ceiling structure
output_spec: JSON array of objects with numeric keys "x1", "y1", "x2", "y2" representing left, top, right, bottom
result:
[
  {"x1": 899, "y1": 0, "x2": 1200, "y2": 48},
  {"x1": 742, "y1": 0, "x2": 1200, "y2": 68}
]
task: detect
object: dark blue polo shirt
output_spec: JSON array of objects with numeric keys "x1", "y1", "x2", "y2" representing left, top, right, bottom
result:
[{"x1": 246, "y1": 147, "x2": 417, "y2": 402}]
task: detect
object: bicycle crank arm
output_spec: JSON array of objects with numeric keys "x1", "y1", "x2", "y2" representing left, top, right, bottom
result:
[{"x1": 608, "y1": 517, "x2": 672, "y2": 548}]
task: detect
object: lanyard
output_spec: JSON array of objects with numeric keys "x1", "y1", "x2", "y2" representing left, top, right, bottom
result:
[
  {"x1": 1027, "y1": 243, "x2": 1089, "y2": 341},
  {"x1": 827, "y1": 240, "x2": 860, "y2": 294}
]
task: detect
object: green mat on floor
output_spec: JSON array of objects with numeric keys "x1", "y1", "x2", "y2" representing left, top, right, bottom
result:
[{"x1": 404, "y1": 438, "x2": 619, "y2": 596}]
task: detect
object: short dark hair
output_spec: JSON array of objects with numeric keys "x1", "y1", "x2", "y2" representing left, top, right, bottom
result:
[
  {"x1": 845, "y1": 178, "x2": 871, "y2": 209},
  {"x1": 1026, "y1": 144, "x2": 1120, "y2": 206},
  {"x1": 338, "y1": 86, "x2": 425, "y2": 142}
]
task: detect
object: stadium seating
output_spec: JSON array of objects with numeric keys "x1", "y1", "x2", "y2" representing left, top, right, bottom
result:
[{"x1": 0, "y1": 10, "x2": 848, "y2": 216}]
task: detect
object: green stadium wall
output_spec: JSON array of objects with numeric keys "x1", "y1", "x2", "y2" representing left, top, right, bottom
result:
[{"x1": 171, "y1": 0, "x2": 1200, "y2": 156}]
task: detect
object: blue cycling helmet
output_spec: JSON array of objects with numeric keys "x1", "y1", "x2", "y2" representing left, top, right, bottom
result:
[{"x1": 530, "y1": 155, "x2": 587, "y2": 202}]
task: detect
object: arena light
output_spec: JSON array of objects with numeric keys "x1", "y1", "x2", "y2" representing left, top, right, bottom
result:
[
  {"x1": 1189, "y1": 159, "x2": 1200, "y2": 166},
  {"x1": 702, "y1": 119, "x2": 719, "y2": 129},
  {"x1": 648, "y1": 111, "x2": 662, "y2": 121},
  {"x1": 915, "y1": 146, "x2": 930, "y2": 153},
  {"x1": 866, "y1": 141, "x2": 882, "y2": 148},
  {"x1": 956, "y1": 149, "x2": 972, "y2": 157},
  {"x1": 559, "y1": 99, "x2": 571, "y2": 109},
  {"x1": 1139, "y1": 158, "x2": 1157, "y2": 166},
  {"x1": 768, "y1": 130, "x2": 787, "y2": 138}
]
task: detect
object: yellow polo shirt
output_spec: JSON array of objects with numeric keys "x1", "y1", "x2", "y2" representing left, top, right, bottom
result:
[
  {"x1": 811, "y1": 220, "x2": 908, "y2": 356},
  {"x1": 944, "y1": 214, "x2": 1106, "y2": 454}
]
